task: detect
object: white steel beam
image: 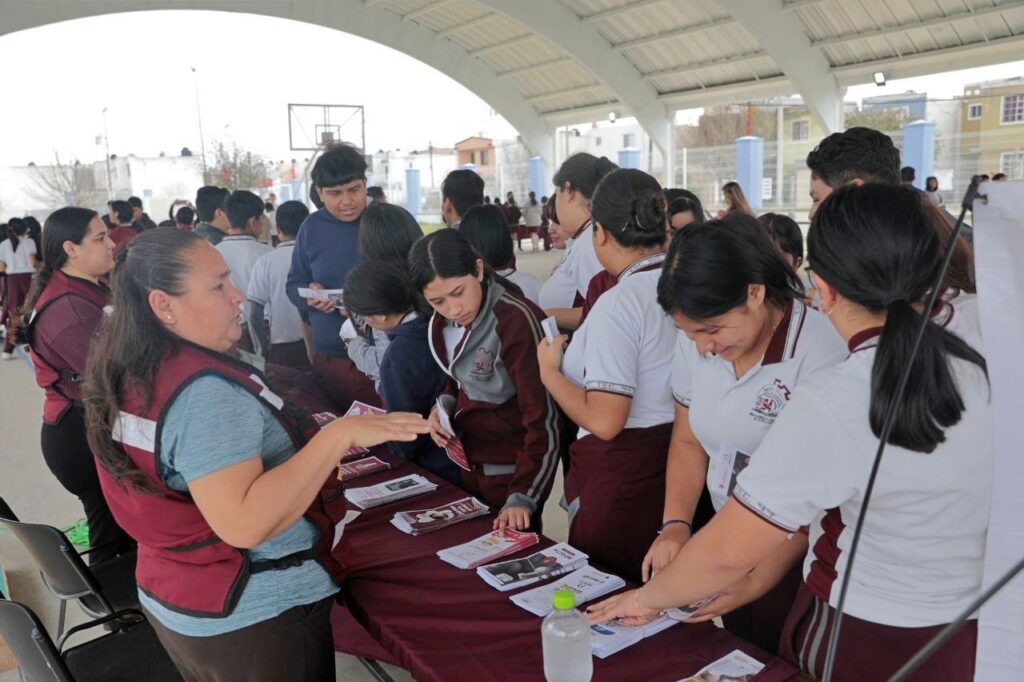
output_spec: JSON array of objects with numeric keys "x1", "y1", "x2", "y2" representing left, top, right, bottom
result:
[
  {"x1": 467, "y1": 33, "x2": 535, "y2": 58},
  {"x1": 611, "y1": 16, "x2": 736, "y2": 52},
  {"x1": 641, "y1": 51, "x2": 769, "y2": 82},
  {"x1": 718, "y1": 0, "x2": 842, "y2": 134},
  {"x1": 812, "y1": 1, "x2": 1024, "y2": 48},
  {"x1": 472, "y1": 0, "x2": 673, "y2": 158},
  {"x1": 404, "y1": 0, "x2": 456, "y2": 21},
  {"x1": 583, "y1": 0, "x2": 667, "y2": 24},
  {"x1": 497, "y1": 56, "x2": 574, "y2": 79},
  {"x1": 437, "y1": 12, "x2": 497, "y2": 38}
]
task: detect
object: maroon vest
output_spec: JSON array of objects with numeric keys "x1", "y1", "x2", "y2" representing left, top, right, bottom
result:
[
  {"x1": 25, "y1": 271, "x2": 110, "y2": 423},
  {"x1": 97, "y1": 341, "x2": 349, "y2": 617}
]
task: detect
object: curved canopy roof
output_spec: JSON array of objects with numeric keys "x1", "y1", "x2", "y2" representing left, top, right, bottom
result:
[{"x1": 3, "y1": 0, "x2": 1023, "y2": 165}]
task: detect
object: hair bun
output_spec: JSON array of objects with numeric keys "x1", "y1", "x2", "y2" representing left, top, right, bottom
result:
[{"x1": 633, "y1": 190, "x2": 666, "y2": 233}]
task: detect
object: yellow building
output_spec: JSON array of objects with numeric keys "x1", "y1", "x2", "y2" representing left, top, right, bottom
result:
[{"x1": 960, "y1": 78, "x2": 1024, "y2": 179}]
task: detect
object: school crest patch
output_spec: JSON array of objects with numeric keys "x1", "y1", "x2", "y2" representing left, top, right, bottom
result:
[
  {"x1": 469, "y1": 347, "x2": 496, "y2": 381},
  {"x1": 749, "y1": 378, "x2": 791, "y2": 424}
]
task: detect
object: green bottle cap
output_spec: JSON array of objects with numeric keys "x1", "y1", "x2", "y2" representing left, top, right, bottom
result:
[{"x1": 552, "y1": 589, "x2": 576, "y2": 610}]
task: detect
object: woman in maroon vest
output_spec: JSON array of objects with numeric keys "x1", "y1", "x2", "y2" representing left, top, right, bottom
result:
[
  {"x1": 83, "y1": 227, "x2": 427, "y2": 681},
  {"x1": 22, "y1": 207, "x2": 133, "y2": 563}
]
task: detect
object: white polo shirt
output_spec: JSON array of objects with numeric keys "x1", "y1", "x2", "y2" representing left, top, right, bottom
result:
[
  {"x1": 734, "y1": 302, "x2": 993, "y2": 627},
  {"x1": 246, "y1": 241, "x2": 303, "y2": 345},
  {"x1": 672, "y1": 300, "x2": 846, "y2": 510},
  {"x1": 217, "y1": 235, "x2": 272, "y2": 322},
  {"x1": 562, "y1": 254, "x2": 676, "y2": 438},
  {"x1": 0, "y1": 238, "x2": 36, "y2": 274},
  {"x1": 538, "y1": 251, "x2": 577, "y2": 309},
  {"x1": 497, "y1": 268, "x2": 541, "y2": 306}
]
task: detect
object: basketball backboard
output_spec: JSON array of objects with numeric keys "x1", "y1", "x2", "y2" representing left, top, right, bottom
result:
[{"x1": 288, "y1": 103, "x2": 365, "y2": 152}]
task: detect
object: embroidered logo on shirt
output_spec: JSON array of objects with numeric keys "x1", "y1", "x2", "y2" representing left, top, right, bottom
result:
[
  {"x1": 469, "y1": 347, "x2": 496, "y2": 381},
  {"x1": 749, "y1": 379, "x2": 791, "y2": 424}
]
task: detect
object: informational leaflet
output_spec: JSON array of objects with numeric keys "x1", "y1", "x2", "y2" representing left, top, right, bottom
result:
[
  {"x1": 344, "y1": 474, "x2": 437, "y2": 510},
  {"x1": 510, "y1": 566, "x2": 626, "y2": 617},
  {"x1": 590, "y1": 614, "x2": 678, "y2": 658},
  {"x1": 297, "y1": 287, "x2": 345, "y2": 308},
  {"x1": 437, "y1": 529, "x2": 539, "y2": 569},
  {"x1": 677, "y1": 649, "x2": 765, "y2": 681},
  {"x1": 434, "y1": 398, "x2": 470, "y2": 471},
  {"x1": 477, "y1": 543, "x2": 588, "y2": 592},
  {"x1": 390, "y1": 497, "x2": 490, "y2": 535},
  {"x1": 337, "y1": 456, "x2": 392, "y2": 481}
]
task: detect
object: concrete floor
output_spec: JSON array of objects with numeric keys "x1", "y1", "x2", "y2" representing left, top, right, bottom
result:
[{"x1": 0, "y1": 245, "x2": 568, "y2": 681}]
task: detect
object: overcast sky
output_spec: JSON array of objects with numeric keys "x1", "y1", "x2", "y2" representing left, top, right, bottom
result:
[{"x1": 0, "y1": 9, "x2": 1021, "y2": 167}]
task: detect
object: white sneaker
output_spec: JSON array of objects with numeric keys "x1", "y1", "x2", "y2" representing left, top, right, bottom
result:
[{"x1": 1, "y1": 352, "x2": 13, "y2": 360}]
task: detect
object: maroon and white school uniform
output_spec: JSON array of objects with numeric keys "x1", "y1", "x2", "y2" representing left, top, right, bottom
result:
[
  {"x1": 560, "y1": 253, "x2": 675, "y2": 583},
  {"x1": 734, "y1": 301, "x2": 992, "y2": 680},
  {"x1": 0, "y1": 237, "x2": 36, "y2": 354},
  {"x1": 672, "y1": 299, "x2": 846, "y2": 652}
]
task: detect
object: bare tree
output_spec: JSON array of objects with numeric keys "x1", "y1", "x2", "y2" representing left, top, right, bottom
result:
[
  {"x1": 25, "y1": 152, "x2": 101, "y2": 209},
  {"x1": 212, "y1": 141, "x2": 269, "y2": 190}
]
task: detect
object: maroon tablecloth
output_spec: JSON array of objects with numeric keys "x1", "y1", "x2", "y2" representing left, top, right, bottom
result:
[{"x1": 331, "y1": 450, "x2": 798, "y2": 682}]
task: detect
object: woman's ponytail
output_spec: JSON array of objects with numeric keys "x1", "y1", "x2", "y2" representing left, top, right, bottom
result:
[{"x1": 810, "y1": 183, "x2": 987, "y2": 454}]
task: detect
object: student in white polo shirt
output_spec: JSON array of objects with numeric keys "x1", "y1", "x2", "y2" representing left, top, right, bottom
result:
[
  {"x1": 587, "y1": 183, "x2": 991, "y2": 682},
  {"x1": 542, "y1": 153, "x2": 617, "y2": 332},
  {"x1": 247, "y1": 200, "x2": 310, "y2": 370},
  {"x1": 218, "y1": 190, "x2": 272, "y2": 355},
  {"x1": 538, "y1": 169, "x2": 673, "y2": 585},
  {"x1": 639, "y1": 213, "x2": 846, "y2": 653}
]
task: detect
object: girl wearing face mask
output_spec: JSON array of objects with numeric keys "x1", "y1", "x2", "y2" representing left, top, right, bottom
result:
[
  {"x1": 410, "y1": 229, "x2": 562, "y2": 532},
  {"x1": 641, "y1": 213, "x2": 847, "y2": 653},
  {"x1": 343, "y1": 259, "x2": 461, "y2": 485}
]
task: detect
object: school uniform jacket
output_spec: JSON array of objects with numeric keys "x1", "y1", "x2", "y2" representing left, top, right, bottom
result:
[{"x1": 428, "y1": 279, "x2": 561, "y2": 513}]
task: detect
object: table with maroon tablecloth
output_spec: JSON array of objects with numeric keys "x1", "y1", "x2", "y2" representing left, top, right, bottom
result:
[{"x1": 329, "y1": 450, "x2": 798, "y2": 682}]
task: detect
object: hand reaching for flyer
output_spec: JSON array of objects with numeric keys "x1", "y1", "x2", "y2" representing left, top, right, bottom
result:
[{"x1": 495, "y1": 505, "x2": 531, "y2": 531}]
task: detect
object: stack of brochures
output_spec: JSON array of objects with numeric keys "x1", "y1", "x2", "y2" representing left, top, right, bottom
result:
[
  {"x1": 589, "y1": 615, "x2": 679, "y2": 658},
  {"x1": 390, "y1": 497, "x2": 490, "y2": 535},
  {"x1": 437, "y1": 529, "x2": 539, "y2": 569},
  {"x1": 510, "y1": 566, "x2": 626, "y2": 617},
  {"x1": 476, "y1": 543, "x2": 588, "y2": 592},
  {"x1": 337, "y1": 456, "x2": 392, "y2": 481},
  {"x1": 345, "y1": 474, "x2": 437, "y2": 510}
]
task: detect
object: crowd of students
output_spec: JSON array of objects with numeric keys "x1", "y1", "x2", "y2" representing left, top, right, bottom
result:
[{"x1": 2, "y1": 125, "x2": 995, "y2": 682}]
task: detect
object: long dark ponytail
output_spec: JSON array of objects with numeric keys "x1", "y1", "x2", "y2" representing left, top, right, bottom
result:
[
  {"x1": 808, "y1": 183, "x2": 987, "y2": 453},
  {"x1": 658, "y1": 212, "x2": 802, "y2": 319},
  {"x1": 6, "y1": 217, "x2": 27, "y2": 252},
  {"x1": 84, "y1": 227, "x2": 205, "y2": 491}
]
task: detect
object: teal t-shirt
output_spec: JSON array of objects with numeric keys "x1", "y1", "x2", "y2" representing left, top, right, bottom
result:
[{"x1": 138, "y1": 375, "x2": 338, "y2": 636}]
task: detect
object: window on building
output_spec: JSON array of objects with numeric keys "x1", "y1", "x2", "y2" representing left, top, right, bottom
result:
[
  {"x1": 470, "y1": 151, "x2": 476, "y2": 164},
  {"x1": 623, "y1": 133, "x2": 635, "y2": 148},
  {"x1": 595, "y1": 136, "x2": 602, "y2": 147},
  {"x1": 791, "y1": 120, "x2": 809, "y2": 141},
  {"x1": 1001, "y1": 94, "x2": 1024, "y2": 124},
  {"x1": 968, "y1": 103, "x2": 983, "y2": 120},
  {"x1": 480, "y1": 150, "x2": 489, "y2": 165},
  {"x1": 999, "y1": 151, "x2": 1024, "y2": 179}
]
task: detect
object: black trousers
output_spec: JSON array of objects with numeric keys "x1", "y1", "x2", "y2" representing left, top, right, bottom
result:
[
  {"x1": 40, "y1": 405, "x2": 133, "y2": 564},
  {"x1": 146, "y1": 596, "x2": 336, "y2": 682}
]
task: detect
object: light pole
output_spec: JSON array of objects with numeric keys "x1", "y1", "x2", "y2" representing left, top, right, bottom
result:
[
  {"x1": 191, "y1": 66, "x2": 209, "y2": 183},
  {"x1": 102, "y1": 107, "x2": 113, "y2": 201}
]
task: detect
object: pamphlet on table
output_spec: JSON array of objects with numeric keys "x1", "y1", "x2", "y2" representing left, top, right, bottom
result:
[
  {"x1": 477, "y1": 543, "x2": 588, "y2": 592},
  {"x1": 510, "y1": 566, "x2": 626, "y2": 617},
  {"x1": 589, "y1": 614, "x2": 678, "y2": 658},
  {"x1": 338, "y1": 456, "x2": 392, "y2": 481},
  {"x1": 345, "y1": 474, "x2": 438, "y2": 509},
  {"x1": 437, "y1": 529, "x2": 539, "y2": 569},
  {"x1": 677, "y1": 649, "x2": 765, "y2": 681},
  {"x1": 391, "y1": 497, "x2": 490, "y2": 535}
]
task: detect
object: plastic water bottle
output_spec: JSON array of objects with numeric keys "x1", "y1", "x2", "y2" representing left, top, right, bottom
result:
[{"x1": 542, "y1": 589, "x2": 593, "y2": 682}]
